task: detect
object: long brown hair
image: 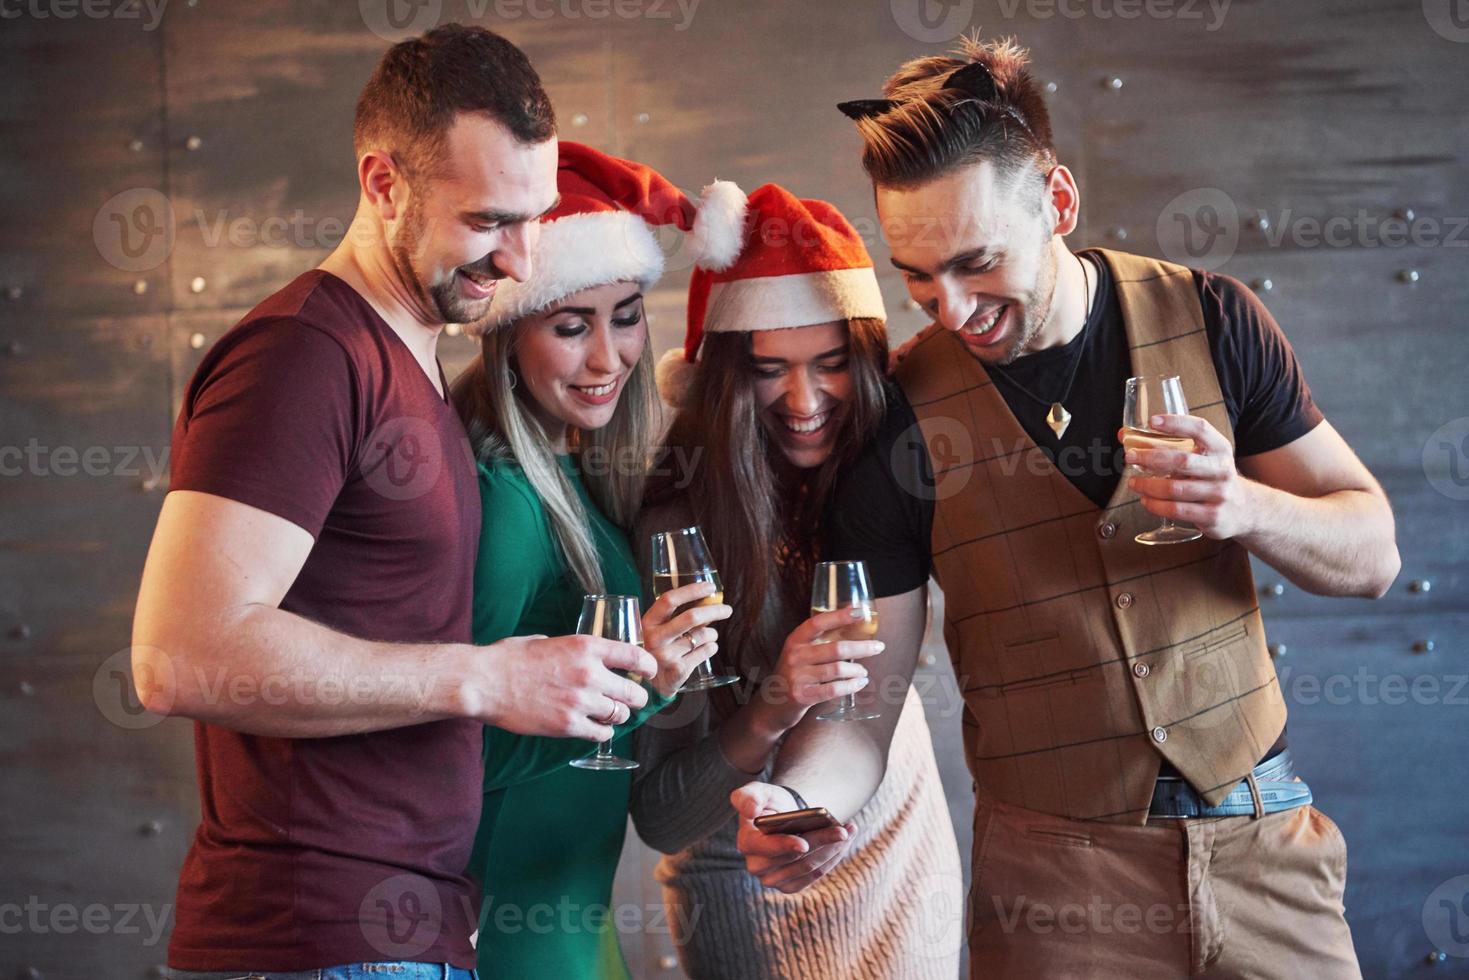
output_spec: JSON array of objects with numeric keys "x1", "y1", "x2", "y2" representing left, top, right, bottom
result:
[{"x1": 644, "y1": 318, "x2": 889, "y2": 715}]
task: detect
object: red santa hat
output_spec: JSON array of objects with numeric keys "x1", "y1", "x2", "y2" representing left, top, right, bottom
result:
[
  {"x1": 655, "y1": 183, "x2": 887, "y2": 405},
  {"x1": 474, "y1": 141, "x2": 747, "y2": 334}
]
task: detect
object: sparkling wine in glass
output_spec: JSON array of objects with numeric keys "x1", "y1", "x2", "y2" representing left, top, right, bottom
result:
[
  {"x1": 568, "y1": 594, "x2": 642, "y2": 772},
  {"x1": 811, "y1": 560, "x2": 882, "y2": 723},
  {"x1": 649, "y1": 526, "x2": 740, "y2": 692},
  {"x1": 1123, "y1": 375, "x2": 1204, "y2": 546}
]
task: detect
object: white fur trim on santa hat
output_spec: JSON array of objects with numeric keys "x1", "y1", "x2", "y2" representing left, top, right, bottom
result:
[
  {"x1": 690, "y1": 180, "x2": 748, "y2": 273},
  {"x1": 471, "y1": 210, "x2": 665, "y2": 335},
  {"x1": 703, "y1": 267, "x2": 886, "y2": 335},
  {"x1": 655, "y1": 346, "x2": 697, "y2": 407}
]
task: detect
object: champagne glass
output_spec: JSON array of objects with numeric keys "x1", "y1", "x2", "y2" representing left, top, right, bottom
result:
[
  {"x1": 649, "y1": 526, "x2": 740, "y2": 692},
  {"x1": 568, "y1": 594, "x2": 642, "y2": 772},
  {"x1": 1123, "y1": 375, "x2": 1204, "y2": 546},
  {"x1": 812, "y1": 560, "x2": 882, "y2": 723}
]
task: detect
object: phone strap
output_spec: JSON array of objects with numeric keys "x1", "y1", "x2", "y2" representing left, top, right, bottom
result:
[{"x1": 779, "y1": 785, "x2": 810, "y2": 810}]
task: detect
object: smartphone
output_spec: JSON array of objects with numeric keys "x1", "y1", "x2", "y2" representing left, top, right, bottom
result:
[{"x1": 753, "y1": 806, "x2": 838, "y2": 836}]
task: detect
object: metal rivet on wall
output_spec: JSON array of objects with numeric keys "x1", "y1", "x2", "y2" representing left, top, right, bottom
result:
[
  {"x1": 1395, "y1": 207, "x2": 1416, "y2": 223},
  {"x1": 6, "y1": 341, "x2": 23, "y2": 356},
  {"x1": 20, "y1": 967, "x2": 44, "y2": 980},
  {"x1": 1409, "y1": 579, "x2": 1432, "y2": 594},
  {"x1": 1252, "y1": 278, "x2": 1274, "y2": 293},
  {"x1": 635, "y1": 112, "x2": 651, "y2": 125},
  {"x1": 129, "y1": 138, "x2": 144, "y2": 153},
  {"x1": 571, "y1": 113, "x2": 589, "y2": 127},
  {"x1": 10, "y1": 624, "x2": 31, "y2": 640},
  {"x1": 1263, "y1": 583, "x2": 1285, "y2": 598},
  {"x1": 1110, "y1": 228, "x2": 1128, "y2": 241},
  {"x1": 189, "y1": 276, "x2": 207, "y2": 294},
  {"x1": 1044, "y1": 81, "x2": 1058, "y2": 94},
  {"x1": 1413, "y1": 639, "x2": 1436, "y2": 654},
  {"x1": 1269, "y1": 644, "x2": 1287, "y2": 658},
  {"x1": 904, "y1": 298, "x2": 921, "y2": 311},
  {"x1": 140, "y1": 819, "x2": 163, "y2": 837},
  {"x1": 1106, "y1": 76, "x2": 1123, "y2": 91},
  {"x1": 189, "y1": 332, "x2": 207, "y2": 350},
  {"x1": 658, "y1": 956, "x2": 678, "y2": 970},
  {"x1": 141, "y1": 475, "x2": 163, "y2": 493},
  {"x1": 5, "y1": 285, "x2": 21, "y2": 301},
  {"x1": 18, "y1": 680, "x2": 35, "y2": 697},
  {"x1": 922, "y1": 653, "x2": 936, "y2": 667},
  {"x1": 1427, "y1": 950, "x2": 1447, "y2": 965},
  {"x1": 133, "y1": 279, "x2": 149, "y2": 295},
  {"x1": 1398, "y1": 269, "x2": 1420, "y2": 284},
  {"x1": 1249, "y1": 215, "x2": 1270, "y2": 232},
  {"x1": 185, "y1": 135, "x2": 203, "y2": 151}
]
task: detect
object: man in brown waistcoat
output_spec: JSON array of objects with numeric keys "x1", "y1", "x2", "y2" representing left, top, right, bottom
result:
[{"x1": 729, "y1": 37, "x2": 1400, "y2": 978}]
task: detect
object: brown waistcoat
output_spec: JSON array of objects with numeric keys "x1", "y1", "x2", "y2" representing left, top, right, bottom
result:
[{"x1": 895, "y1": 249, "x2": 1286, "y2": 824}]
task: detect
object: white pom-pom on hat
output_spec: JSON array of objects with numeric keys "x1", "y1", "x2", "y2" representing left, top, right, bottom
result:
[
  {"x1": 655, "y1": 346, "x2": 697, "y2": 408},
  {"x1": 690, "y1": 180, "x2": 749, "y2": 273}
]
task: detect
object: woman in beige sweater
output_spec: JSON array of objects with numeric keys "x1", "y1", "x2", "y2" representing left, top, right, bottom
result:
[{"x1": 632, "y1": 183, "x2": 962, "y2": 979}]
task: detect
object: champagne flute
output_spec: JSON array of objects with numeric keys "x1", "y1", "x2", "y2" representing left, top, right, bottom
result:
[
  {"x1": 568, "y1": 594, "x2": 642, "y2": 772},
  {"x1": 1123, "y1": 375, "x2": 1204, "y2": 546},
  {"x1": 649, "y1": 526, "x2": 740, "y2": 692},
  {"x1": 812, "y1": 560, "x2": 882, "y2": 723}
]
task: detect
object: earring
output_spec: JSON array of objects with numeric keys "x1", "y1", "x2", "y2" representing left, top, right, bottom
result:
[{"x1": 507, "y1": 367, "x2": 519, "y2": 391}]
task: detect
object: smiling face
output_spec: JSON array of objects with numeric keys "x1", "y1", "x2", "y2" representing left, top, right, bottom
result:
[
  {"x1": 878, "y1": 159, "x2": 1076, "y2": 365},
  {"x1": 748, "y1": 321, "x2": 855, "y2": 469},
  {"x1": 387, "y1": 114, "x2": 560, "y2": 326},
  {"x1": 511, "y1": 280, "x2": 648, "y2": 445}
]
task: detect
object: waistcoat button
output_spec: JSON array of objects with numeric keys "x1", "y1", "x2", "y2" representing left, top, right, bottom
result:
[
  {"x1": 1098, "y1": 522, "x2": 1117, "y2": 540},
  {"x1": 1152, "y1": 726, "x2": 1168, "y2": 743},
  {"x1": 1116, "y1": 592, "x2": 1135, "y2": 609},
  {"x1": 1133, "y1": 662, "x2": 1150, "y2": 678}
]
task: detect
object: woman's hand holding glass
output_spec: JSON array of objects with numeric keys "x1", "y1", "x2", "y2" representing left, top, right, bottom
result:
[
  {"x1": 765, "y1": 606, "x2": 885, "y2": 729},
  {"x1": 640, "y1": 580, "x2": 733, "y2": 698}
]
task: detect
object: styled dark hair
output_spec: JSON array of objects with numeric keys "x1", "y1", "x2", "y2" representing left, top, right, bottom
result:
[
  {"x1": 354, "y1": 23, "x2": 556, "y2": 181},
  {"x1": 850, "y1": 36, "x2": 1055, "y2": 196},
  {"x1": 644, "y1": 319, "x2": 890, "y2": 718}
]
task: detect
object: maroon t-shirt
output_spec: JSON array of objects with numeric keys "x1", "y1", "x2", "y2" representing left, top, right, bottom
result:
[{"x1": 165, "y1": 271, "x2": 482, "y2": 971}]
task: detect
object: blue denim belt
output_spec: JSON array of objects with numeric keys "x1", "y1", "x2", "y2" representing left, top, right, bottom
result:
[{"x1": 1148, "y1": 749, "x2": 1313, "y2": 819}]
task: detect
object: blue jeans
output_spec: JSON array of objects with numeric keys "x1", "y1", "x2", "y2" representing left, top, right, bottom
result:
[{"x1": 168, "y1": 964, "x2": 478, "y2": 980}]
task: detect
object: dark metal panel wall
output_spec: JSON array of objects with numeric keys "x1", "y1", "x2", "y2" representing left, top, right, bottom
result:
[{"x1": 2, "y1": 2, "x2": 1464, "y2": 978}]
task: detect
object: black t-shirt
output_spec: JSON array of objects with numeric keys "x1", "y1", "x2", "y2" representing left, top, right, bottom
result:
[
  {"x1": 826, "y1": 250, "x2": 1324, "y2": 599},
  {"x1": 825, "y1": 254, "x2": 1321, "y2": 777}
]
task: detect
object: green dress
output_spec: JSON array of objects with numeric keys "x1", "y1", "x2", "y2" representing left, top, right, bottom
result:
[{"x1": 468, "y1": 454, "x2": 669, "y2": 980}]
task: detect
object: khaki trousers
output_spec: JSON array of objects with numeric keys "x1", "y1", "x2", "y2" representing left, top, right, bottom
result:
[{"x1": 967, "y1": 797, "x2": 1361, "y2": 979}]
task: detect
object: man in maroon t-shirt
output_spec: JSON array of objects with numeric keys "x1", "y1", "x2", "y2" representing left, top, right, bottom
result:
[{"x1": 132, "y1": 26, "x2": 658, "y2": 978}]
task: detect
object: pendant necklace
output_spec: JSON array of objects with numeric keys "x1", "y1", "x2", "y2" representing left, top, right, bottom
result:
[{"x1": 992, "y1": 253, "x2": 1094, "y2": 440}]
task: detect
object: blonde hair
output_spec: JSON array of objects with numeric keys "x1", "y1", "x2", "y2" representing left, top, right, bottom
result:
[
  {"x1": 853, "y1": 35, "x2": 1056, "y2": 192},
  {"x1": 451, "y1": 309, "x2": 658, "y2": 595}
]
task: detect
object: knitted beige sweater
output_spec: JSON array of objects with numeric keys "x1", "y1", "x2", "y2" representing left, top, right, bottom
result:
[{"x1": 631, "y1": 686, "x2": 963, "y2": 979}]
